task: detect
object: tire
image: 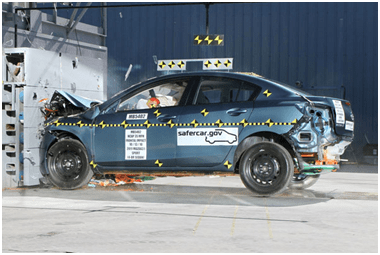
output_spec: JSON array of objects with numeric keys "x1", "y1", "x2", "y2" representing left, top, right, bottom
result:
[
  {"x1": 46, "y1": 139, "x2": 93, "y2": 189},
  {"x1": 289, "y1": 175, "x2": 320, "y2": 190},
  {"x1": 240, "y1": 141, "x2": 294, "y2": 196}
]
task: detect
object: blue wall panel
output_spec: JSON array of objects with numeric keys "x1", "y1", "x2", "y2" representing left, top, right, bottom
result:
[
  {"x1": 43, "y1": 2, "x2": 378, "y2": 160},
  {"x1": 103, "y1": 2, "x2": 377, "y2": 160}
]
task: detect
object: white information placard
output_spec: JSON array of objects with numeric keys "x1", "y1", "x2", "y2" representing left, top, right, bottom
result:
[
  {"x1": 345, "y1": 120, "x2": 354, "y2": 131},
  {"x1": 125, "y1": 129, "x2": 147, "y2": 160},
  {"x1": 333, "y1": 100, "x2": 345, "y2": 125},
  {"x1": 126, "y1": 113, "x2": 148, "y2": 120}
]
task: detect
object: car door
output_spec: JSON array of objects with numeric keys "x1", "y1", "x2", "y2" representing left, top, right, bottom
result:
[
  {"x1": 176, "y1": 76, "x2": 261, "y2": 167},
  {"x1": 92, "y1": 77, "x2": 192, "y2": 169}
]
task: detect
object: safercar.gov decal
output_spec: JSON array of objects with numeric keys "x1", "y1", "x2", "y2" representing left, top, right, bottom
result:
[
  {"x1": 177, "y1": 128, "x2": 238, "y2": 146},
  {"x1": 126, "y1": 129, "x2": 147, "y2": 160}
]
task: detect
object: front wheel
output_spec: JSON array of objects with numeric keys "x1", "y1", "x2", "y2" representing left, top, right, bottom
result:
[
  {"x1": 240, "y1": 142, "x2": 294, "y2": 196},
  {"x1": 46, "y1": 139, "x2": 93, "y2": 189}
]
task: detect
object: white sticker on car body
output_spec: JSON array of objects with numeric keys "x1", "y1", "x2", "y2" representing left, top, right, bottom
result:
[
  {"x1": 345, "y1": 120, "x2": 354, "y2": 131},
  {"x1": 177, "y1": 128, "x2": 238, "y2": 146},
  {"x1": 125, "y1": 129, "x2": 147, "y2": 160},
  {"x1": 332, "y1": 100, "x2": 345, "y2": 125},
  {"x1": 126, "y1": 113, "x2": 148, "y2": 120}
]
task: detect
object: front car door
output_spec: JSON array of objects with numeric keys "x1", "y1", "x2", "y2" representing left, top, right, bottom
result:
[
  {"x1": 176, "y1": 76, "x2": 261, "y2": 168},
  {"x1": 92, "y1": 77, "x2": 192, "y2": 169}
]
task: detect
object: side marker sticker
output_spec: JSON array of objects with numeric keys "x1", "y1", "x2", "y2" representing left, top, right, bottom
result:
[
  {"x1": 90, "y1": 160, "x2": 97, "y2": 168},
  {"x1": 266, "y1": 119, "x2": 274, "y2": 127},
  {"x1": 240, "y1": 119, "x2": 249, "y2": 127},
  {"x1": 224, "y1": 160, "x2": 232, "y2": 169},
  {"x1": 99, "y1": 121, "x2": 107, "y2": 129},
  {"x1": 154, "y1": 110, "x2": 161, "y2": 117},
  {"x1": 201, "y1": 109, "x2": 209, "y2": 117},
  {"x1": 77, "y1": 121, "x2": 85, "y2": 127},
  {"x1": 263, "y1": 89, "x2": 272, "y2": 97},
  {"x1": 155, "y1": 160, "x2": 163, "y2": 167}
]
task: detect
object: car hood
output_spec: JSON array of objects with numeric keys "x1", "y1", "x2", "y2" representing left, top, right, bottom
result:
[
  {"x1": 42, "y1": 90, "x2": 103, "y2": 121},
  {"x1": 54, "y1": 90, "x2": 102, "y2": 109}
]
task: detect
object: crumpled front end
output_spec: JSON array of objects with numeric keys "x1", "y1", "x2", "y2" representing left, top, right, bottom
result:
[
  {"x1": 287, "y1": 99, "x2": 354, "y2": 175},
  {"x1": 40, "y1": 90, "x2": 102, "y2": 120}
]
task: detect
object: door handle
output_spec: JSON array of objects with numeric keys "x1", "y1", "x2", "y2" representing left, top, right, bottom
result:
[
  {"x1": 226, "y1": 108, "x2": 247, "y2": 116},
  {"x1": 157, "y1": 114, "x2": 177, "y2": 122}
]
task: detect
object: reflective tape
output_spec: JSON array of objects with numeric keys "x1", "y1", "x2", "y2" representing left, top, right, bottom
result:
[{"x1": 46, "y1": 118, "x2": 297, "y2": 129}]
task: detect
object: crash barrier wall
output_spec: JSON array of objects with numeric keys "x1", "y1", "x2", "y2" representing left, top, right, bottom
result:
[{"x1": 2, "y1": 48, "x2": 105, "y2": 188}]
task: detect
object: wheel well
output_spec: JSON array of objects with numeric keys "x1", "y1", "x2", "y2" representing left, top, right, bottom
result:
[
  {"x1": 47, "y1": 131, "x2": 84, "y2": 153},
  {"x1": 233, "y1": 132, "x2": 295, "y2": 173},
  {"x1": 56, "y1": 131, "x2": 80, "y2": 140}
]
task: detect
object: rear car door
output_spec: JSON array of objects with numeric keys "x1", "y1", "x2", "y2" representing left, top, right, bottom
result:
[
  {"x1": 176, "y1": 76, "x2": 261, "y2": 167},
  {"x1": 93, "y1": 77, "x2": 192, "y2": 169}
]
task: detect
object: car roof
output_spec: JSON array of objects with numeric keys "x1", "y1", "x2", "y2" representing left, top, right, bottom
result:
[{"x1": 139, "y1": 71, "x2": 307, "y2": 95}]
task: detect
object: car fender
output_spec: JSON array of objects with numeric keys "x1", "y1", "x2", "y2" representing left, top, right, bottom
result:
[
  {"x1": 39, "y1": 131, "x2": 57, "y2": 175},
  {"x1": 232, "y1": 131, "x2": 300, "y2": 173}
]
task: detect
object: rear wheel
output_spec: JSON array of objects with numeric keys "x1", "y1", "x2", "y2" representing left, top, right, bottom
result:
[
  {"x1": 240, "y1": 142, "x2": 294, "y2": 196},
  {"x1": 47, "y1": 139, "x2": 93, "y2": 189},
  {"x1": 289, "y1": 175, "x2": 320, "y2": 189}
]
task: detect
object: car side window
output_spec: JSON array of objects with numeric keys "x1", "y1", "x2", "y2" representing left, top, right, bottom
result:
[
  {"x1": 117, "y1": 80, "x2": 188, "y2": 111},
  {"x1": 195, "y1": 77, "x2": 260, "y2": 105}
]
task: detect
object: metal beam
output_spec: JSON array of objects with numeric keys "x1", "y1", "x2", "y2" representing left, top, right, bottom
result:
[
  {"x1": 101, "y1": 2, "x2": 107, "y2": 46},
  {"x1": 14, "y1": 2, "x2": 223, "y2": 12},
  {"x1": 53, "y1": 2, "x2": 57, "y2": 24},
  {"x1": 67, "y1": 2, "x2": 81, "y2": 29},
  {"x1": 67, "y1": 2, "x2": 92, "y2": 36}
]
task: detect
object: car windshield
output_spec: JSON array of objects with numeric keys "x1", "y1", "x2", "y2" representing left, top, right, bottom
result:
[{"x1": 98, "y1": 81, "x2": 146, "y2": 112}]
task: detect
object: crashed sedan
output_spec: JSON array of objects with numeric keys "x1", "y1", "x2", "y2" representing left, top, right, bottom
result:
[{"x1": 40, "y1": 72, "x2": 354, "y2": 195}]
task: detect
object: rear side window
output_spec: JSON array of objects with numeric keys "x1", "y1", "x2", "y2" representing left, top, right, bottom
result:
[{"x1": 195, "y1": 77, "x2": 260, "y2": 105}]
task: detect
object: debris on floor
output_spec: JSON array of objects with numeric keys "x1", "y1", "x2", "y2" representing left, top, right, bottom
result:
[{"x1": 88, "y1": 174, "x2": 156, "y2": 187}]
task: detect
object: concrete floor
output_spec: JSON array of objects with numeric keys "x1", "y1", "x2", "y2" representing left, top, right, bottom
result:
[{"x1": 2, "y1": 167, "x2": 378, "y2": 253}]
